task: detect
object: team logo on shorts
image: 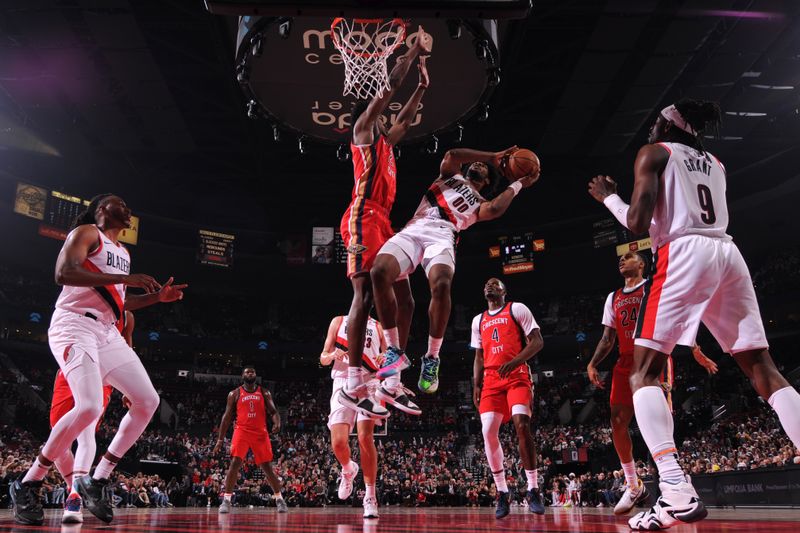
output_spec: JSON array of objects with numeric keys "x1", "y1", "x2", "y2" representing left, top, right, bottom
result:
[{"x1": 347, "y1": 243, "x2": 368, "y2": 255}]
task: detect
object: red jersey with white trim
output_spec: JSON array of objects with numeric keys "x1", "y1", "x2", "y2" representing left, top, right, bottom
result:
[
  {"x1": 234, "y1": 385, "x2": 268, "y2": 435},
  {"x1": 55, "y1": 225, "x2": 130, "y2": 324},
  {"x1": 348, "y1": 136, "x2": 397, "y2": 212},
  {"x1": 473, "y1": 302, "x2": 536, "y2": 371},
  {"x1": 331, "y1": 315, "x2": 382, "y2": 378},
  {"x1": 410, "y1": 174, "x2": 485, "y2": 232},
  {"x1": 602, "y1": 280, "x2": 647, "y2": 361},
  {"x1": 649, "y1": 142, "x2": 730, "y2": 249}
]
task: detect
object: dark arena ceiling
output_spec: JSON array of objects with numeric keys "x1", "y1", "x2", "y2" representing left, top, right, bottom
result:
[{"x1": 1, "y1": 0, "x2": 799, "y2": 252}]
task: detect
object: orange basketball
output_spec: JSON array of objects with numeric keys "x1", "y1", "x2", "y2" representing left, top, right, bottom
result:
[{"x1": 506, "y1": 149, "x2": 540, "y2": 181}]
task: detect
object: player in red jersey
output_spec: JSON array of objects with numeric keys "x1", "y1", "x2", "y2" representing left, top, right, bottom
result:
[
  {"x1": 49, "y1": 310, "x2": 134, "y2": 524},
  {"x1": 11, "y1": 195, "x2": 185, "y2": 527},
  {"x1": 589, "y1": 98, "x2": 800, "y2": 530},
  {"x1": 372, "y1": 147, "x2": 538, "y2": 394},
  {"x1": 213, "y1": 367, "x2": 286, "y2": 514},
  {"x1": 338, "y1": 27, "x2": 433, "y2": 419},
  {"x1": 471, "y1": 278, "x2": 545, "y2": 519},
  {"x1": 586, "y1": 252, "x2": 717, "y2": 515}
]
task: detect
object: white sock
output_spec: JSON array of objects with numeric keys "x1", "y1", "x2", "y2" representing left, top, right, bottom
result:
[
  {"x1": 525, "y1": 469, "x2": 538, "y2": 490},
  {"x1": 92, "y1": 456, "x2": 117, "y2": 480},
  {"x1": 383, "y1": 373, "x2": 400, "y2": 393},
  {"x1": 768, "y1": 386, "x2": 800, "y2": 449},
  {"x1": 365, "y1": 482, "x2": 376, "y2": 499},
  {"x1": 223, "y1": 493, "x2": 232, "y2": 502},
  {"x1": 492, "y1": 470, "x2": 508, "y2": 493},
  {"x1": 621, "y1": 460, "x2": 639, "y2": 489},
  {"x1": 22, "y1": 458, "x2": 51, "y2": 483},
  {"x1": 342, "y1": 460, "x2": 357, "y2": 475},
  {"x1": 273, "y1": 492, "x2": 284, "y2": 501},
  {"x1": 347, "y1": 367, "x2": 362, "y2": 391},
  {"x1": 632, "y1": 386, "x2": 685, "y2": 484},
  {"x1": 427, "y1": 336, "x2": 443, "y2": 358},
  {"x1": 384, "y1": 328, "x2": 400, "y2": 349}
]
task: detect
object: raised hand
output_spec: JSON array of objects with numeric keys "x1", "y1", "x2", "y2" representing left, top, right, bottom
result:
[
  {"x1": 418, "y1": 55, "x2": 430, "y2": 88},
  {"x1": 414, "y1": 26, "x2": 433, "y2": 54},
  {"x1": 588, "y1": 175, "x2": 618, "y2": 203},
  {"x1": 492, "y1": 146, "x2": 519, "y2": 170},
  {"x1": 157, "y1": 277, "x2": 188, "y2": 303}
]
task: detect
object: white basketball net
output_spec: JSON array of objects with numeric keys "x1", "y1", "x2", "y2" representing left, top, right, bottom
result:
[{"x1": 331, "y1": 18, "x2": 406, "y2": 100}]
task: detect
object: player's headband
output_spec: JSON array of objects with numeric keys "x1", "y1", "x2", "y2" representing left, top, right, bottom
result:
[{"x1": 661, "y1": 104, "x2": 696, "y2": 136}]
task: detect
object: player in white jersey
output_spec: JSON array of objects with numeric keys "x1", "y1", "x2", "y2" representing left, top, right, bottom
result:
[
  {"x1": 320, "y1": 315, "x2": 419, "y2": 518},
  {"x1": 371, "y1": 146, "x2": 539, "y2": 395},
  {"x1": 10, "y1": 194, "x2": 186, "y2": 526},
  {"x1": 589, "y1": 98, "x2": 800, "y2": 530}
]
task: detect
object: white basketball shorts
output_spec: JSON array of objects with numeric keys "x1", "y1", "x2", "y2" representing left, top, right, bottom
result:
[
  {"x1": 328, "y1": 377, "x2": 376, "y2": 431},
  {"x1": 49, "y1": 307, "x2": 139, "y2": 380},
  {"x1": 378, "y1": 219, "x2": 456, "y2": 277},
  {"x1": 634, "y1": 234, "x2": 768, "y2": 355}
]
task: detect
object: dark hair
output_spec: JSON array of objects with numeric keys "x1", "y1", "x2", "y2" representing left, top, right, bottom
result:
[
  {"x1": 71, "y1": 193, "x2": 114, "y2": 230},
  {"x1": 674, "y1": 98, "x2": 722, "y2": 148},
  {"x1": 350, "y1": 99, "x2": 371, "y2": 130},
  {"x1": 242, "y1": 366, "x2": 256, "y2": 373}
]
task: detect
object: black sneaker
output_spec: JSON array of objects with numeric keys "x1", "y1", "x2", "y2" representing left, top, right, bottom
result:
[
  {"x1": 376, "y1": 385, "x2": 422, "y2": 415},
  {"x1": 75, "y1": 475, "x2": 114, "y2": 523},
  {"x1": 495, "y1": 491, "x2": 510, "y2": 519},
  {"x1": 337, "y1": 387, "x2": 389, "y2": 419},
  {"x1": 10, "y1": 479, "x2": 44, "y2": 525}
]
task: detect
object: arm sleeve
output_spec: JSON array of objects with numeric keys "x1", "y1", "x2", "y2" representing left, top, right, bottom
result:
[
  {"x1": 601, "y1": 292, "x2": 615, "y2": 328},
  {"x1": 470, "y1": 315, "x2": 482, "y2": 349},
  {"x1": 510, "y1": 303, "x2": 538, "y2": 335}
]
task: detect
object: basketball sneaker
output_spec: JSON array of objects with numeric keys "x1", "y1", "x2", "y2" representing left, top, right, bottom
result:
[
  {"x1": 338, "y1": 462, "x2": 359, "y2": 500},
  {"x1": 526, "y1": 489, "x2": 545, "y2": 515},
  {"x1": 628, "y1": 480, "x2": 707, "y2": 530},
  {"x1": 219, "y1": 499, "x2": 231, "y2": 514},
  {"x1": 363, "y1": 496, "x2": 379, "y2": 519},
  {"x1": 375, "y1": 384, "x2": 422, "y2": 415},
  {"x1": 614, "y1": 478, "x2": 649, "y2": 515},
  {"x1": 276, "y1": 497, "x2": 288, "y2": 513},
  {"x1": 338, "y1": 386, "x2": 389, "y2": 419},
  {"x1": 62, "y1": 492, "x2": 84, "y2": 523},
  {"x1": 376, "y1": 346, "x2": 410, "y2": 379},
  {"x1": 10, "y1": 479, "x2": 44, "y2": 525},
  {"x1": 495, "y1": 491, "x2": 510, "y2": 519},
  {"x1": 418, "y1": 354, "x2": 440, "y2": 393},
  {"x1": 74, "y1": 475, "x2": 113, "y2": 524}
]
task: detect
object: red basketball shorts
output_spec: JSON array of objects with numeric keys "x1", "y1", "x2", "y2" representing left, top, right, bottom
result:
[
  {"x1": 479, "y1": 370, "x2": 533, "y2": 423},
  {"x1": 230, "y1": 429, "x2": 273, "y2": 464},
  {"x1": 50, "y1": 384, "x2": 111, "y2": 430},
  {"x1": 610, "y1": 354, "x2": 674, "y2": 409},
  {"x1": 340, "y1": 203, "x2": 394, "y2": 278}
]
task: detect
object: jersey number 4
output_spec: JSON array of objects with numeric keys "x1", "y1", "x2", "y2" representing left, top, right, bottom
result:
[
  {"x1": 697, "y1": 184, "x2": 716, "y2": 224},
  {"x1": 491, "y1": 328, "x2": 500, "y2": 343}
]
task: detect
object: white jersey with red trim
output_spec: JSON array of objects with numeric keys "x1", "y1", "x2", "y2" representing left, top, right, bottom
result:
[
  {"x1": 409, "y1": 174, "x2": 485, "y2": 232},
  {"x1": 331, "y1": 315, "x2": 383, "y2": 379},
  {"x1": 649, "y1": 142, "x2": 731, "y2": 250},
  {"x1": 55, "y1": 225, "x2": 130, "y2": 325}
]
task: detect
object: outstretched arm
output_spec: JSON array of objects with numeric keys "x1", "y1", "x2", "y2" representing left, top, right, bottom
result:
[
  {"x1": 126, "y1": 276, "x2": 187, "y2": 311},
  {"x1": 385, "y1": 56, "x2": 429, "y2": 145},
  {"x1": 353, "y1": 27, "x2": 432, "y2": 146},
  {"x1": 212, "y1": 390, "x2": 237, "y2": 454}
]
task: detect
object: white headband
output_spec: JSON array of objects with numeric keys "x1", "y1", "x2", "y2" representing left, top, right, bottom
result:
[{"x1": 661, "y1": 104, "x2": 696, "y2": 136}]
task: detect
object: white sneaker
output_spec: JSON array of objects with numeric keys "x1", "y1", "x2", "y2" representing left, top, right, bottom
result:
[
  {"x1": 614, "y1": 478, "x2": 648, "y2": 515},
  {"x1": 62, "y1": 493, "x2": 83, "y2": 524},
  {"x1": 338, "y1": 463, "x2": 359, "y2": 500},
  {"x1": 628, "y1": 480, "x2": 707, "y2": 530},
  {"x1": 363, "y1": 496, "x2": 379, "y2": 519}
]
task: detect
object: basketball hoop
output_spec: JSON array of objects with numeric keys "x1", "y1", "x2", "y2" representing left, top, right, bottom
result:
[{"x1": 331, "y1": 17, "x2": 406, "y2": 100}]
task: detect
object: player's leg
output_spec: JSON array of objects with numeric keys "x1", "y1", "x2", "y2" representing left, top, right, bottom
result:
[
  {"x1": 418, "y1": 258, "x2": 454, "y2": 393},
  {"x1": 393, "y1": 277, "x2": 415, "y2": 352},
  {"x1": 255, "y1": 433, "x2": 285, "y2": 513},
  {"x1": 609, "y1": 365, "x2": 647, "y2": 514},
  {"x1": 357, "y1": 419, "x2": 379, "y2": 518},
  {"x1": 370, "y1": 253, "x2": 402, "y2": 341},
  {"x1": 702, "y1": 243, "x2": 800, "y2": 449},
  {"x1": 328, "y1": 389, "x2": 360, "y2": 500},
  {"x1": 480, "y1": 410, "x2": 509, "y2": 518},
  {"x1": 220, "y1": 455, "x2": 243, "y2": 513},
  {"x1": 510, "y1": 396, "x2": 544, "y2": 515},
  {"x1": 61, "y1": 422, "x2": 99, "y2": 523}
]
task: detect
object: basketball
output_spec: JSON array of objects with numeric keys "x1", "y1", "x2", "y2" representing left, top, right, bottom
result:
[{"x1": 506, "y1": 148, "x2": 540, "y2": 181}]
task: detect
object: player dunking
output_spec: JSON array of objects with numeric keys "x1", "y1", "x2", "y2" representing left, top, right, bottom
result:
[
  {"x1": 321, "y1": 314, "x2": 418, "y2": 518},
  {"x1": 213, "y1": 367, "x2": 286, "y2": 514},
  {"x1": 471, "y1": 278, "x2": 545, "y2": 519},
  {"x1": 338, "y1": 27, "x2": 433, "y2": 418},
  {"x1": 585, "y1": 252, "x2": 717, "y2": 515},
  {"x1": 50, "y1": 310, "x2": 134, "y2": 524},
  {"x1": 372, "y1": 147, "x2": 539, "y2": 393},
  {"x1": 589, "y1": 98, "x2": 800, "y2": 530},
  {"x1": 10, "y1": 194, "x2": 185, "y2": 526}
]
